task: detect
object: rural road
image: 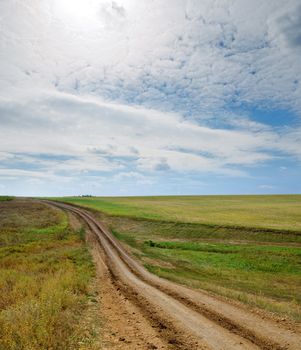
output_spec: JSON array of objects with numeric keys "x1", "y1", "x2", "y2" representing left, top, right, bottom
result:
[{"x1": 46, "y1": 201, "x2": 301, "y2": 350}]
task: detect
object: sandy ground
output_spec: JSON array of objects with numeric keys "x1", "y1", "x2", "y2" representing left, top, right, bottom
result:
[
  {"x1": 89, "y1": 229, "x2": 174, "y2": 349},
  {"x1": 51, "y1": 202, "x2": 301, "y2": 350},
  {"x1": 69, "y1": 211, "x2": 173, "y2": 349}
]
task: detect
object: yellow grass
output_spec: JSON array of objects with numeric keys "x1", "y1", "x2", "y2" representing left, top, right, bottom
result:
[{"x1": 0, "y1": 200, "x2": 96, "y2": 350}]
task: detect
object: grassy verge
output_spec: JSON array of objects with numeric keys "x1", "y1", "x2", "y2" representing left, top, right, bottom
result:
[
  {"x1": 112, "y1": 220, "x2": 301, "y2": 321},
  {"x1": 0, "y1": 200, "x2": 98, "y2": 350}
]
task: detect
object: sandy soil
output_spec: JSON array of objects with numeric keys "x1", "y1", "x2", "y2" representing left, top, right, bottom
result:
[
  {"x1": 69, "y1": 210, "x2": 174, "y2": 349},
  {"x1": 49, "y1": 201, "x2": 301, "y2": 350},
  {"x1": 88, "y1": 228, "x2": 174, "y2": 349}
]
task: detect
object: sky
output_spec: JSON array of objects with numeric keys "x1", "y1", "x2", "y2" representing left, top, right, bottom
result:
[{"x1": 0, "y1": 0, "x2": 301, "y2": 196}]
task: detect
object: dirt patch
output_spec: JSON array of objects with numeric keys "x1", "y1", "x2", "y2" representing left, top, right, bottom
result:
[
  {"x1": 84, "y1": 221, "x2": 173, "y2": 350},
  {"x1": 68, "y1": 211, "x2": 83, "y2": 231}
]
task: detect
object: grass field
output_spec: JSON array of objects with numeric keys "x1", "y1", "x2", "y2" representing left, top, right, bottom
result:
[
  {"x1": 0, "y1": 199, "x2": 99, "y2": 350},
  {"x1": 0, "y1": 196, "x2": 14, "y2": 201},
  {"x1": 57, "y1": 195, "x2": 301, "y2": 321},
  {"x1": 57, "y1": 195, "x2": 301, "y2": 231}
]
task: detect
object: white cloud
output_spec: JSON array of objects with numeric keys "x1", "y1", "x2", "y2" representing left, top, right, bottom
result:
[
  {"x1": 269, "y1": 3, "x2": 301, "y2": 49},
  {"x1": 0, "y1": 168, "x2": 73, "y2": 183},
  {"x1": 0, "y1": 0, "x2": 300, "y2": 116},
  {"x1": 0, "y1": 91, "x2": 299, "y2": 182},
  {"x1": 113, "y1": 172, "x2": 154, "y2": 185},
  {"x1": 259, "y1": 184, "x2": 275, "y2": 189},
  {"x1": 0, "y1": 0, "x2": 300, "y2": 194}
]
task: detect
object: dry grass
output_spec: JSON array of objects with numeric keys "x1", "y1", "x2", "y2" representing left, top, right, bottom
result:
[
  {"x1": 0, "y1": 200, "x2": 96, "y2": 350},
  {"x1": 56, "y1": 195, "x2": 301, "y2": 231}
]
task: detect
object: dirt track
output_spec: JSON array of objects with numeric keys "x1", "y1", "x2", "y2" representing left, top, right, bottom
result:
[{"x1": 47, "y1": 201, "x2": 301, "y2": 350}]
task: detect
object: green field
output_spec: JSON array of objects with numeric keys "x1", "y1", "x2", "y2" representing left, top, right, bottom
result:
[
  {"x1": 57, "y1": 195, "x2": 301, "y2": 321},
  {"x1": 57, "y1": 195, "x2": 301, "y2": 231},
  {"x1": 0, "y1": 196, "x2": 14, "y2": 201},
  {"x1": 0, "y1": 199, "x2": 99, "y2": 350}
]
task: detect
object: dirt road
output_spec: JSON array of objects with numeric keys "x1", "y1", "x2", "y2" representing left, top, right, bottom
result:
[{"x1": 47, "y1": 201, "x2": 301, "y2": 350}]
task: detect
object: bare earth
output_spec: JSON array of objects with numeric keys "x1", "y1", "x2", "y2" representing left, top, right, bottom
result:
[{"x1": 48, "y1": 201, "x2": 301, "y2": 350}]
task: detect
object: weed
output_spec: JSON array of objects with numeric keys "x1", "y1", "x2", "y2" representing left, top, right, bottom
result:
[{"x1": 77, "y1": 227, "x2": 86, "y2": 242}]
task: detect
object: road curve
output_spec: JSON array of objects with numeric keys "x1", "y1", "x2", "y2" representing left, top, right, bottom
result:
[{"x1": 46, "y1": 200, "x2": 301, "y2": 350}]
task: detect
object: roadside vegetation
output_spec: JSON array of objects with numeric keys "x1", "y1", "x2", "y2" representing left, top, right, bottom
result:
[
  {"x1": 0, "y1": 199, "x2": 99, "y2": 350},
  {"x1": 58, "y1": 195, "x2": 301, "y2": 321},
  {"x1": 0, "y1": 196, "x2": 14, "y2": 201}
]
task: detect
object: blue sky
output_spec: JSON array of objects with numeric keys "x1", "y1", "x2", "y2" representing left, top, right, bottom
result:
[{"x1": 0, "y1": 0, "x2": 300, "y2": 196}]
